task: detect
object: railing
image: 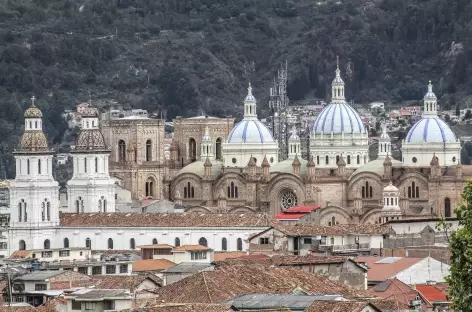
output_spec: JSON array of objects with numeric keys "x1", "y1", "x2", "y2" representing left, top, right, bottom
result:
[{"x1": 332, "y1": 243, "x2": 370, "y2": 252}]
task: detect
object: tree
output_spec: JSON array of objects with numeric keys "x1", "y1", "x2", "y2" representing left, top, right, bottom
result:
[
  {"x1": 446, "y1": 180, "x2": 472, "y2": 310},
  {"x1": 465, "y1": 109, "x2": 472, "y2": 120},
  {"x1": 456, "y1": 105, "x2": 461, "y2": 117}
]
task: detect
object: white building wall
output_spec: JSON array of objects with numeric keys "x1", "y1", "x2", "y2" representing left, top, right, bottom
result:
[
  {"x1": 222, "y1": 143, "x2": 278, "y2": 167},
  {"x1": 401, "y1": 143, "x2": 461, "y2": 167},
  {"x1": 8, "y1": 227, "x2": 267, "y2": 257},
  {"x1": 394, "y1": 257, "x2": 450, "y2": 285}
]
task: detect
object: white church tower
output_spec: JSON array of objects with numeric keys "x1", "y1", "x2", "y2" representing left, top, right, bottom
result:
[
  {"x1": 288, "y1": 125, "x2": 301, "y2": 159},
  {"x1": 9, "y1": 96, "x2": 60, "y2": 232},
  {"x1": 67, "y1": 104, "x2": 116, "y2": 213},
  {"x1": 377, "y1": 123, "x2": 391, "y2": 159}
]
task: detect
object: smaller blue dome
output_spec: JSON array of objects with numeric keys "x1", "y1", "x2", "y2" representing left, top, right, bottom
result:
[
  {"x1": 406, "y1": 117, "x2": 457, "y2": 143},
  {"x1": 227, "y1": 120, "x2": 275, "y2": 144}
]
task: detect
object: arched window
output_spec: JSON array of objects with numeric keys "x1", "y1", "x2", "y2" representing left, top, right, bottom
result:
[
  {"x1": 146, "y1": 139, "x2": 152, "y2": 161},
  {"x1": 184, "y1": 182, "x2": 195, "y2": 199},
  {"x1": 108, "y1": 238, "x2": 113, "y2": 249},
  {"x1": 325, "y1": 155, "x2": 329, "y2": 165},
  {"x1": 38, "y1": 159, "x2": 41, "y2": 174},
  {"x1": 222, "y1": 238, "x2": 227, "y2": 251},
  {"x1": 27, "y1": 159, "x2": 30, "y2": 175},
  {"x1": 175, "y1": 237, "x2": 181, "y2": 247},
  {"x1": 152, "y1": 238, "x2": 158, "y2": 244},
  {"x1": 316, "y1": 156, "x2": 320, "y2": 165},
  {"x1": 44, "y1": 239, "x2": 50, "y2": 250},
  {"x1": 336, "y1": 155, "x2": 340, "y2": 164},
  {"x1": 64, "y1": 238, "x2": 69, "y2": 248},
  {"x1": 191, "y1": 187, "x2": 195, "y2": 198},
  {"x1": 408, "y1": 182, "x2": 419, "y2": 198},
  {"x1": 84, "y1": 157, "x2": 87, "y2": 173},
  {"x1": 189, "y1": 138, "x2": 197, "y2": 162},
  {"x1": 41, "y1": 202, "x2": 45, "y2": 221},
  {"x1": 347, "y1": 155, "x2": 351, "y2": 165},
  {"x1": 130, "y1": 238, "x2": 136, "y2": 249},
  {"x1": 357, "y1": 155, "x2": 360, "y2": 164},
  {"x1": 103, "y1": 199, "x2": 107, "y2": 213},
  {"x1": 95, "y1": 157, "x2": 98, "y2": 173},
  {"x1": 215, "y1": 138, "x2": 222, "y2": 160},
  {"x1": 18, "y1": 199, "x2": 27, "y2": 222},
  {"x1": 19, "y1": 240, "x2": 26, "y2": 251},
  {"x1": 35, "y1": 121, "x2": 38, "y2": 129},
  {"x1": 361, "y1": 181, "x2": 373, "y2": 198},
  {"x1": 76, "y1": 197, "x2": 83, "y2": 213},
  {"x1": 145, "y1": 177, "x2": 155, "y2": 198},
  {"x1": 29, "y1": 121, "x2": 32, "y2": 129},
  {"x1": 86, "y1": 238, "x2": 91, "y2": 248},
  {"x1": 444, "y1": 197, "x2": 451, "y2": 218},
  {"x1": 198, "y1": 237, "x2": 207, "y2": 247},
  {"x1": 228, "y1": 182, "x2": 238, "y2": 198},
  {"x1": 46, "y1": 201, "x2": 50, "y2": 221},
  {"x1": 118, "y1": 140, "x2": 126, "y2": 162},
  {"x1": 237, "y1": 238, "x2": 243, "y2": 251}
]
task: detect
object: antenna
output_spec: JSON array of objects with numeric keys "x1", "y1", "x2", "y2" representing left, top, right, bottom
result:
[{"x1": 268, "y1": 60, "x2": 289, "y2": 161}]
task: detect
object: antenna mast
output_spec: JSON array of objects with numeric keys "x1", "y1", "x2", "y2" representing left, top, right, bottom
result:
[{"x1": 269, "y1": 61, "x2": 289, "y2": 161}]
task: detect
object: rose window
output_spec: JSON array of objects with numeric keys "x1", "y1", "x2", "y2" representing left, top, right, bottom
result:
[{"x1": 281, "y1": 191, "x2": 298, "y2": 210}]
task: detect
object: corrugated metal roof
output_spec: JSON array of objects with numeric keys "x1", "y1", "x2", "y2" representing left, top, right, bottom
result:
[{"x1": 226, "y1": 293, "x2": 346, "y2": 309}]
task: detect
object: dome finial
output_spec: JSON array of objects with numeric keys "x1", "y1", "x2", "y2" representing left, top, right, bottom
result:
[
  {"x1": 336, "y1": 55, "x2": 339, "y2": 70},
  {"x1": 248, "y1": 82, "x2": 252, "y2": 96},
  {"x1": 31, "y1": 95, "x2": 36, "y2": 107},
  {"x1": 428, "y1": 80, "x2": 433, "y2": 92}
]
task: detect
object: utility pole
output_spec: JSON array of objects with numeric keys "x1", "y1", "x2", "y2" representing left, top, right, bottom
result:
[{"x1": 269, "y1": 61, "x2": 289, "y2": 161}]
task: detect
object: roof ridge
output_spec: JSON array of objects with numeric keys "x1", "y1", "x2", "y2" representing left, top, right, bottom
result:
[{"x1": 202, "y1": 271, "x2": 213, "y2": 303}]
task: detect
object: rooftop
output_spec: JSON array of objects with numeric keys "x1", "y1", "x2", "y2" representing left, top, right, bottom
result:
[
  {"x1": 137, "y1": 244, "x2": 174, "y2": 249},
  {"x1": 226, "y1": 293, "x2": 346, "y2": 310},
  {"x1": 91, "y1": 275, "x2": 161, "y2": 291},
  {"x1": 155, "y1": 263, "x2": 373, "y2": 303},
  {"x1": 132, "y1": 259, "x2": 176, "y2": 272},
  {"x1": 60, "y1": 212, "x2": 275, "y2": 228},
  {"x1": 67, "y1": 288, "x2": 132, "y2": 300},
  {"x1": 173, "y1": 245, "x2": 211, "y2": 251},
  {"x1": 161, "y1": 262, "x2": 213, "y2": 274},
  {"x1": 355, "y1": 257, "x2": 423, "y2": 282},
  {"x1": 416, "y1": 284, "x2": 449, "y2": 303}
]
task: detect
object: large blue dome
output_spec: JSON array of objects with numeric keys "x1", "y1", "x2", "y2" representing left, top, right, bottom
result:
[
  {"x1": 227, "y1": 120, "x2": 275, "y2": 144},
  {"x1": 406, "y1": 116, "x2": 457, "y2": 143},
  {"x1": 312, "y1": 103, "x2": 365, "y2": 133}
]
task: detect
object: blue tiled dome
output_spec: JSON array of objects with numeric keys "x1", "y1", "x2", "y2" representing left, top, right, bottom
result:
[
  {"x1": 406, "y1": 117, "x2": 457, "y2": 143},
  {"x1": 227, "y1": 120, "x2": 275, "y2": 144},
  {"x1": 312, "y1": 103, "x2": 365, "y2": 134}
]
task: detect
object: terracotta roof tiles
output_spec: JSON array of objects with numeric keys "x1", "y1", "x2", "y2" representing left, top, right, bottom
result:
[
  {"x1": 154, "y1": 263, "x2": 373, "y2": 303},
  {"x1": 416, "y1": 284, "x2": 449, "y2": 303},
  {"x1": 132, "y1": 259, "x2": 176, "y2": 272},
  {"x1": 355, "y1": 257, "x2": 423, "y2": 282},
  {"x1": 9, "y1": 250, "x2": 32, "y2": 259},
  {"x1": 60, "y1": 212, "x2": 275, "y2": 228},
  {"x1": 173, "y1": 245, "x2": 211, "y2": 251},
  {"x1": 91, "y1": 275, "x2": 160, "y2": 291}
]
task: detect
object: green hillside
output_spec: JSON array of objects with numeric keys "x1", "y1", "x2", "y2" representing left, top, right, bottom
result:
[{"x1": 1, "y1": 0, "x2": 472, "y2": 178}]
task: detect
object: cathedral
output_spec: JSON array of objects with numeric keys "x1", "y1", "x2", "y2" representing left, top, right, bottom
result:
[{"x1": 3, "y1": 59, "x2": 469, "y2": 256}]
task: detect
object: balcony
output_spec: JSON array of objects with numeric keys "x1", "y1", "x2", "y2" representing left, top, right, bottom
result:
[{"x1": 332, "y1": 243, "x2": 370, "y2": 253}]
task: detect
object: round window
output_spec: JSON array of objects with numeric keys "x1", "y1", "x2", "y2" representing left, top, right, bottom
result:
[
  {"x1": 270, "y1": 157, "x2": 274, "y2": 163},
  {"x1": 232, "y1": 158, "x2": 236, "y2": 164},
  {"x1": 452, "y1": 156, "x2": 456, "y2": 163},
  {"x1": 412, "y1": 157, "x2": 417, "y2": 163},
  {"x1": 281, "y1": 191, "x2": 298, "y2": 210}
]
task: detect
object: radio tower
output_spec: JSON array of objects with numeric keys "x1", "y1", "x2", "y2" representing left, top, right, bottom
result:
[{"x1": 269, "y1": 61, "x2": 289, "y2": 161}]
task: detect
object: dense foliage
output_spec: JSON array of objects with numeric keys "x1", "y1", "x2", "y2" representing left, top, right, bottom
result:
[
  {"x1": 446, "y1": 180, "x2": 472, "y2": 310},
  {"x1": 2, "y1": 0, "x2": 472, "y2": 178}
]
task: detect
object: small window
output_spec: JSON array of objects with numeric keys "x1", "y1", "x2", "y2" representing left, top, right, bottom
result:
[
  {"x1": 412, "y1": 157, "x2": 417, "y2": 163},
  {"x1": 175, "y1": 237, "x2": 181, "y2": 247},
  {"x1": 130, "y1": 238, "x2": 136, "y2": 249},
  {"x1": 35, "y1": 284, "x2": 47, "y2": 291},
  {"x1": 232, "y1": 158, "x2": 237, "y2": 164},
  {"x1": 85, "y1": 302, "x2": 96, "y2": 310},
  {"x1": 270, "y1": 157, "x2": 274, "y2": 163},
  {"x1": 320, "y1": 236, "x2": 327, "y2": 245},
  {"x1": 303, "y1": 238, "x2": 312, "y2": 244},
  {"x1": 152, "y1": 238, "x2": 158, "y2": 244},
  {"x1": 452, "y1": 156, "x2": 457, "y2": 163},
  {"x1": 85, "y1": 238, "x2": 91, "y2": 248},
  {"x1": 41, "y1": 251, "x2": 53, "y2": 258},
  {"x1": 199, "y1": 237, "x2": 208, "y2": 247},
  {"x1": 120, "y1": 264, "x2": 128, "y2": 274},
  {"x1": 259, "y1": 237, "x2": 269, "y2": 245},
  {"x1": 104, "y1": 300, "x2": 115, "y2": 310},
  {"x1": 237, "y1": 238, "x2": 243, "y2": 251},
  {"x1": 78, "y1": 267, "x2": 88, "y2": 275},
  {"x1": 59, "y1": 250, "x2": 70, "y2": 257},
  {"x1": 72, "y1": 300, "x2": 81, "y2": 310},
  {"x1": 106, "y1": 265, "x2": 116, "y2": 274},
  {"x1": 92, "y1": 266, "x2": 102, "y2": 275},
  {"x1": 222, "y1": 238, "x2": 227, "y2": 251}
]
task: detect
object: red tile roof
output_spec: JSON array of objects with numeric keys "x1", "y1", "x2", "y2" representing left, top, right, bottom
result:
[
  {"x1": 9, "y1": 250, "x2": 32, "y2": 259},
  {"x1": 60, "y1": 212, "x2": 276, "y2": 228},
  {"x1": 274, "y1": 213, "x2": 307, "y2": 220},
  {"x1": 416, "y1": 284, "x2": 449, "y2": 303},
  {"x1": 174, "y1": 245, "x2": 211, "y2": 251},
  {"x1": 91, "y1": 275, "x2": 161, "y2": 291},
  {"x1": 285, "y1": 205, "x2": 320, "y2": 213},
  {"x1": 132, "y1": 259, "x2": 176, "y2": 272},
  {"x1": 369, "y1": 278, "x2": 420, "y2": 307},
  {"x1": 355, "y1": 257, "x2": 423, "y2": 282},
  {"x1": 154, "y1": 263, "x2": 373, "y2": 303},
  {"x1": 138, "y1": 244, "x2": 174, "y2": 249}
]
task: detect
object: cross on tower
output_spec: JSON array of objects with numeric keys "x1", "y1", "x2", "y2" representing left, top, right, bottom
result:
[{"x1": 31, "y1": 95, "x2": 36, "y2": 107}]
